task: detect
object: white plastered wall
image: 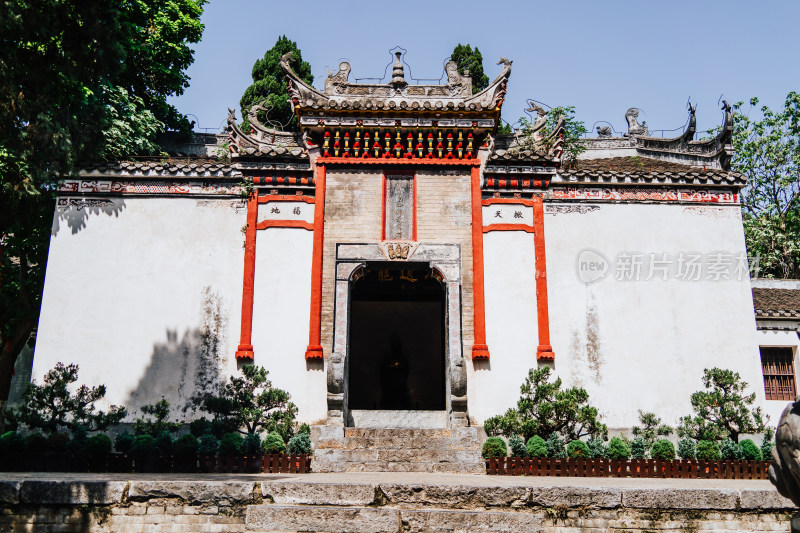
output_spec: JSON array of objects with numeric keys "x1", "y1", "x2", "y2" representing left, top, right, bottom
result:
[
  {"x1": 33, "y1": 197, "x2": 246, "y2": 420},
  {"x1": 250, "y1": 227, "x2": 325, "y2": 425},
  {"x1": 471, "y1": 230, "x2": 538, "y2": 423},
  {"x1": 756, "y1": 328, "x2": 800, "y2": 422},
  {"x1": 470, "y1": 202, "x2": 763, "y2": 432}
]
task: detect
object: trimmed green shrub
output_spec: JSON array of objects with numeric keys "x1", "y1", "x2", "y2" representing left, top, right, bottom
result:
[
  {"x1": 262, "y1": 431, "x2": 286, "y2": 454},
  {"x1": 130, "y1": 435, "x2": 158, "y2": 460},
  {"x1": 607, "y1": 437, "x2": 630, "y2": 460},
  {"x1": 287, "y1": 432, "x2": 312, "y2": 455},
  {"x1": 243, "y1": 433, "x2": 262, "y2": 455},
  {"x1": 630, "y1": 437, "x2": 647, "y2": 459},
  {"x1": 650, "y1": 439, "x2": 676, "y2": 461},
  {"x1": 587, "y1": 438, "x2": 608, "y2": 459},
  {"x1": 24, "y1": 433, "x2": 48, "y2": 453},
  {"x1": 526, "y1": 436, "x2": 548, "y2": 458},
  {"x1": 567, "y1": 439, "x2": 590, "y2": 458},
  {"x1": 67, "y1": 426, "x2": 88, "y2": 457},
  {"x1": 738, "y1": 439, "x2": 763, "y2": 460},
  {"x1": 720, "y1": 438, "x2": 740, "y2": 460},
  {"x1": 677, "y1": 438, "x2": 696, "y2": 460},
  {"x1": 175, "y1": 434, "x2": 199, "y2": 458},
  {"x1": 155, "y1": 430, "x2": 174, "y2": 456},
  {"x1": 481, "y1": 437, "x2": 508, "y2": 459},
  {"x1": 0, "y1": 431, "x2": 23, "y2": 454},
  {"x1": 219, "y1": 432, "x2": 244, "y2": 456},
  {"x1": 198, "y1": 433, "x2": 219, "y2": 456},
  {"x1": 545, "y1": 433, "x2": 566, "y2": 458},
  {"x1": 508, "y1": 435, "x2": 527, "y2": 458},
  {"x1": 189, "y1": 419, "x2": 213, "y2": 438},
  {"x1": 87, "y1": 434, "x2": 113, "y2": 456},
  {"x1": 115, "y1": 431, "x2": 135, "y2": 454},
  {"x1": 696, "y1": 440, "x2": 721, "y2": 461},
  {"x1": 47, "y1": 432, "x2": 69, "y2": 453},
  {"x1": 761, "y1": 430, "x2": 774, "y2": 460}
]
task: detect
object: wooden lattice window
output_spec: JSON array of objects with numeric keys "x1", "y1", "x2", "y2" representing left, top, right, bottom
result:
[{"x1": 761, "y1": 347, "x2": 797, "y2": 401}]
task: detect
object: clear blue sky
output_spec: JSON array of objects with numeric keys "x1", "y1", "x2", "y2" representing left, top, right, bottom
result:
[{"x1": 169, "y1": 1, "x2": 799, "y2": 137}]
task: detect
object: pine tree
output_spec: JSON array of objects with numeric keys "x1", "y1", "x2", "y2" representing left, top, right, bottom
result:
[{"x1": 450, "y1": 44, "x2": 489, "y2": 94}]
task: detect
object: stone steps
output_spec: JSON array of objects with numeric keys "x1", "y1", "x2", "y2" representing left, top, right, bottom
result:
[{"x1": 311, "y1": 426, "x2": 485, "y2": 473}]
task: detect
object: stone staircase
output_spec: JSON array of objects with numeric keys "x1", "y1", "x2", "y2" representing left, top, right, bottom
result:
[{"x1": 310, "y1": 426, "x2": 485, "y2": 473}]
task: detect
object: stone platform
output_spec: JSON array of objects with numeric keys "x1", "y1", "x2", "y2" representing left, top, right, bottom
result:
[{"x1": 0, "y1": 472, "x2": 794, "y2": 532}]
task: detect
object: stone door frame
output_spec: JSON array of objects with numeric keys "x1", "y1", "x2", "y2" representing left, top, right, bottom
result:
[{"x1": 326, "y1": 242, "x2": 468, "y2": 427}]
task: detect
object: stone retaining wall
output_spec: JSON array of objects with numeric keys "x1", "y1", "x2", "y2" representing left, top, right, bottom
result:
[{"x1": 0, "y1": 476, "x2": 793, "y2": 532}]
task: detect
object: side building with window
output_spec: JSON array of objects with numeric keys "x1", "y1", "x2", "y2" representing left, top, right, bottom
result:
[{"x1": 752, "y1": 279, "x2": 800, "y2": 421}]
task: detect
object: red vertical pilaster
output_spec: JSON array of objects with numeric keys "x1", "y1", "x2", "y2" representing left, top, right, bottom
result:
[
  {"x1": 235, "y1": 193, "x2": 258, "y2": 360},
  {"x1": 471, "y1": 164, "x2": 490, "y2": 360},
  {"x1": 305, "y1": 164, "x2": 326, "y2": 360},
  {"x1": 533, "y1": 194, "x2": 555, "y2": 361}
]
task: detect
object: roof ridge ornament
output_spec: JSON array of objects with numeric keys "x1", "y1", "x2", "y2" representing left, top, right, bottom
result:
[
  {"x1": 624, "y1": 108, "x2": 648, "y2": 137},
  {"x1": 391, "y1": 52, "x2": 406, "y2": 88}
]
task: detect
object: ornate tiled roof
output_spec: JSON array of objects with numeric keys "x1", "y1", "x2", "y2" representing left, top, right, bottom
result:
[
  {"x1": 281, "y1": 51, "x2": 511, "y2": 115},
  {"x1": 553, "y1": 158, "x2": 744, "y2": 188},
  {"x1": 226, "y1": 105, "x2": 309, "y2": 161},
  {"x1": 79, "y1": 160, "x2": 241, "y2": 178},
  {"x1": 753, "y1": 287, "x2": 800, "y2": 319}
]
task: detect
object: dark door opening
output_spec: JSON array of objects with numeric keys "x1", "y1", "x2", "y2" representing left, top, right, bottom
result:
[{"x1": 348, "y1": 263, "x2": 446, "y2": 410}]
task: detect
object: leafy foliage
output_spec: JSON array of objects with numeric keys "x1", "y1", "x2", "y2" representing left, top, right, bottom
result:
[
  {"x1": 7, "y1": 363, "x2": 126, "y2": 434},
  {"x1": 508, "y1": 434, "x2": 527, "y2": 458},
  {"x1": 566, "y1": 439, "x2": 590, "y2": 458},
  {"x1": 262, "y1": 431, "x2": 286, "y2": 455},
  {"x1": 650, "y1": 439, "x2": 676, "y2": 461},
  {"x1": 630, "y1": 437, "x2": 648, "y2": 459},
  {"x1": 450, "y1": 44, "x2": 489, "y2": 95},
  {"x1": 677, "y1": 438, "x2": 696, "y2": 460},
  {"x1": 677, "y1": 368, "x2": 767, "y2": 443},
  {"x1": 607, "y1": 437, "x2": 630, "y2": 460},
  {"x1": 243, "y1": 433, "x2": 261, "y2": 455},
  {"x1": 197, "y1": 433, "x2": 219, "y2": 455},
  {"x1": 201, "y1": 365, "x2": 298, "y2": 441},
  {"x1": 720, "y1": 438, "x2": 741, "y2": 460},
  {"x1": 731, "y1": 93, "x2": 800, "y2": 278},
  {"x1": 130, "y1": 435, "x2": 158, "y2": 459},
  {"x1": 87, "y1": 434, "x2": 113, "y2": 456},
  {"x1": 240, "y1": 36, "x2": 312, "y2": 131},
  {"x1": 287, "y1": 432, "x2": 312, "y2": 455},
  {"x1": 545, "y1": 432, "x2": 566, "y2": 458},
  {"x1": 481, "y1": 437, "x2": 508, "y2": 459},
  {"x1": 115, "y1": 432, "x2": 135, "y2": 454},
  {"x1": 632, "y1": 411, "x2": 673, "y2": 448},
  {"x1": 761, "y1": 427, "x2": 775, "y2": 459},
  {"x1": 24, "y1": 432, "x2": 47, "y2": 453},
  {"x1": 695, "y1": 440, "x2": 721, "y2": 461},
  {"x1": 133, "y1": 398, "x2": 181, "y2": 436},
  {"x1": 219, "y1": 432, "x2": 244, "y2": 456},
  {"x1": 0, "y1": 0, "x2": 207, "y2": 409},
  {"x1": 526, "y1": 435, "x2": 548, "y2": 458},
  {"x1": 587, "y1": 437, "x2": 608, "y2": 459},
  {"x1": 738, "y1": 439, "x2": 763, "y2": 460},
  {"x1": 483, "y1": 366, "x2": 607, "y2": 442},
  {"x1": 175, "y1": 433, "x2": 199, "y2": 458}
]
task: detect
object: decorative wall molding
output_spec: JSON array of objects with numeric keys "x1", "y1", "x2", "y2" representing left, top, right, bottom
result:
[
  {"x1": 550, "y1": 187, "x2": 739, "y2": 204},
  {"x1": 59, "y1": 179, "x2": 244, "y2": 197}
]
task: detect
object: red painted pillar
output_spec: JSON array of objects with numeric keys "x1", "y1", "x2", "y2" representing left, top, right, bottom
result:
[
  {"x1": 235, "y1": 193, "x2": 258, "y2": 360},
  {"x1": 305, "y1": 164, "x2": 326, "y2": 360},
  {"x1": 533, "y1": 194, "x2": 555, "y2": 361},
  {"x1": 471, "y1": 164, "x2": 490, "y2": 360}
]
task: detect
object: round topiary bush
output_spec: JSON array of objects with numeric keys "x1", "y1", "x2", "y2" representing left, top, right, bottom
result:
[
  {"x1": 566, "y1": 439, "x2": 590, "y2": 458},
  {"x1": 287, "y1": 432, "x2": 312, "y2": 455},
  {"x1": 507, "y1": 435, "x2": 527, "y2": 458},
  {"x1": 114, "y1": 432, "x2": 135, "y2": 454},
  {"x1": 243, "y1": 434, "x2": 262, "y2": 456},
  {"x1": 0, "y1": 431, "x2": 23, "y2": 454},
  {"x1": 87, "y1": 434, "x2": 113, "y2": 456},
  {"x1": 155, "y1": 430, "x2": 174, "y2": 456},
  {"x1": 738, "y1": 439, "x2": 763, "y2": 461},
  {"x1": 47, "y1": 432, "x2": 69, "y2": 453},
  {"x1": 198, "y1": 433, "x2": 219, "y2": 456},
  {"x1": 481, "y1": 437, "x2": 508, "y2": 459},
  {"x1": 677, "y1": 438, "x2": 696, "y2": 460},
  {"x1": 587, "y1": 438, "x2": 608, "y2": 459},
  {"x1": 650, "y1": 439, "x2": 676, "y2": 461},
  {"x1": 130, "y1": 435, "x2": 157, "y2": 458},
  {"x1": 761, "y1": 433, "x2": 774, "y2": 460},
  {"x1": 175, "y1": 434, "x2": 199, "y2": 458},
  {"x1": 720, "y1": 438, "x2": 740, "y2": 460},
  {"x1": 189, "y1": 419, "x2": 213, "y2": 438},
  {"x1": 630, "y1": 437, "x2": 647, "y2": 459},
  {"x1": 262, "y1": 431, "x2": 286, "y2": 454},
  {"x1": 24, "y1": 433, "x2": 48, "y2": 454},
  {"x1": 696, "y1": 440, "x2": 721, "y2": 461},
  {"x1": 219, "y1": 432, "x2": 244, "y2": 456},
  {"x1": 607, "y1": 437, "x2": 630, "y2": 460},
  {"x1": 526, "y1": 436, "x2": 548, "y2": 458}
]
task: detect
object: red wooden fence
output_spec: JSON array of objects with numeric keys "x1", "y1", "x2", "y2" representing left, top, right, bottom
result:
[{"x1": 485, "y1": 457, "x2": 770, "y2": 480}]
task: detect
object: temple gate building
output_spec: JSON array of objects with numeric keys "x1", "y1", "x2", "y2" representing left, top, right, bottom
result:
[{"x1": 29, "y1": 51, "x2": 790, "y2": 468}]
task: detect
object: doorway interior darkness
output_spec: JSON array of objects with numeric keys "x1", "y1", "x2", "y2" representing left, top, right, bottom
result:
[{"x1": 348, "y1": 262, "x2": 446, "y2": 410}]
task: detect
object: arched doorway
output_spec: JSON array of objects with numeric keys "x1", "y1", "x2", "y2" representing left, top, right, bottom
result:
[{"x1": 347, "y1": 262, "x2": 446, "y2": 411}]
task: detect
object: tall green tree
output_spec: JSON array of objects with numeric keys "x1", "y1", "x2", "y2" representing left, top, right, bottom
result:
[
  {"x1": 732, "y1": 93, "x2": 800, "y2": 278},
  {"x1": 240, "y1": 36, "x2": 313, "y2": 131},
  {"x1": 0, "y1": 0, "x2": 207, "y2": 416},
  {"x1": 450, "y1": 44, "x2": 489, "y2": 94}
]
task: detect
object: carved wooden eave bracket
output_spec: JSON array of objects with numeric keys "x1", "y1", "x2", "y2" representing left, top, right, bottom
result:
[{"x1": 226, "y1": 105, "x2": 310, "y2": 161}]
